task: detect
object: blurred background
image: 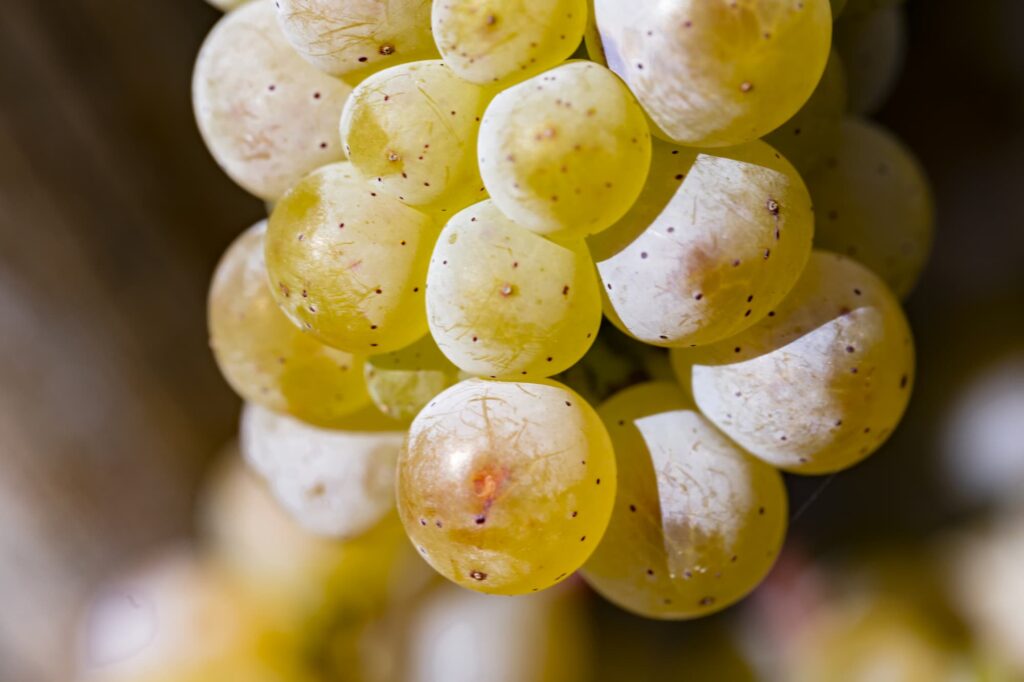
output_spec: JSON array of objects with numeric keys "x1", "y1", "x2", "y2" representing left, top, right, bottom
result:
[{"x1": 0, "y1": 0, "x2": 1022, "y2": 680}]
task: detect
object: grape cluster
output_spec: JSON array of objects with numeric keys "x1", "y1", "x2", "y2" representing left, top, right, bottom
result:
[{"x1": 198, "y1": 0, "x2": 931, "y2": 619}]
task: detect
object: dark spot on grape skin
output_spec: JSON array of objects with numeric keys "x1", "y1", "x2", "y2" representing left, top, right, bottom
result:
[
  {"x1": 699, "y1": 596, "x2": 716, "y2": 606},
  {"x1": 758, "y1": 507, "x2": 765, "y2": 515},
  {"x1": 647, "y1": 569, "x2": 654, "y2": 576},
  {"x1": 571, "y1": 510, "x2": 578, "y2": 518},
  {"x1": 900, "y1": 374, "x2": 908, "y2": 388},
  {"x1": 595, "y1": 478, "x2": 601, "y2": 485},
  {"x1": 580, "y1": 536, "x2": 587, "y2": 542},
  {"x1": 629, "y1": 504, "x2": 636, "y2": 512},
  {"x1": 469, "y1": 570, "x2": 487, "y2": 581},
  {"x1": 475, "y1": 516, "x2": 486, "y2": 525},
  {"x1": 420, "y1": 518, "x2": 427, "y2": 526},
  {"x1": 358, "y1": 56, "x2": 368, "y2": 63}
]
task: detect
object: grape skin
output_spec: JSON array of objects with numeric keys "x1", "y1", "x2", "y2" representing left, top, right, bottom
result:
[
  {"x1": 363, "y1": 334, "x2": 466, "y2": 421},
  {"x1": 581, "y1": 382, "x2": 788, "y2": 619},
  {"x1": 397, "y1": 378, "x2": 616, "y2": 595}
]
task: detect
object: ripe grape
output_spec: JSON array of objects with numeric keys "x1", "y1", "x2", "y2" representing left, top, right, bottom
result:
[
  {"x1": 265, "y1": 162, "x2": 438, "y2": 354},
  {"x1": 672, "y1": 251, "x2": 915, "y2": 474},
  {"x1": 426, "y1": 201, "x2": 602, "y2": 378},
  {"x1": 835, "y1": 4, "x2": 905, "y2": 114},
  {"x1": 808, "y1": 118, "x2": 933, "y2": 299},
  {"x1": 593, "y1": 0, "x2": 833, "y2": 147},
  {"x1": 478, "y1": 61, "x2": 652, "y2": 238},
  {"x1": 397, "y1": 378, "x2": 616, "y2": 594},
  {"x1": 192, "y1": 0, "x2": 351, "y2": 201},
  {"x1": 580, "y1": 382, "x2": 787, "y2": 619},
  {"x1": 364, "y1": 334, "x2": 465, "y2": 421},
  {"x1": 340, "y1": 60, "x2": 490, "y2": 210},
  {"x1": 591, "y1": 139, "x2": 814, "y2": 348},
  {"x1": 432, "y1": 0, "x2": 587, "y2": 85},
  {"x1": 208, "y1": 221, "x2": 371, "y2": 427}
]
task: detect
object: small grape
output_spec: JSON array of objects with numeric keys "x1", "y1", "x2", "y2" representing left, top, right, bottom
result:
[
  {"x1": 672, "y1": 250, "x2": 915, "y2": 474},
  {"x1": 208, "y1": 221, "x2": 371, "y2": 427},
  {"x1": 364, "y1": 334, "x2": 465, "y2": 421},
  {"x1": 397, "y1": 378, "x2": 616, "y2": 595},
  {"x1": 478, "y1": 61, "x2": 652, "y2": 238},
  {"x1": 432, "y1": 0, "x2": 587, "y2": 85},
  {"x1": 426, "y1": 200, "x2": 602, "y2": 378},
  {"x1": 593, "y1": 0, "x2": 833, "y2": 148},
  {"x1": 192, "y1": 0, "x2": 351, "y2": 201},
  {"x1": 265, "y1": 162, "x2": 438, "y2": 354},
  {"x1": 835, "y1": 4, "x2": 906, "y2": 114}
]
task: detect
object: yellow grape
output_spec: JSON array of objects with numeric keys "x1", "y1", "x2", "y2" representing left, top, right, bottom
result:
[
  {"x1": 432, "y1": 0, "x2": 587, "y2": 85},
  {"x1": 593, "y1": 0, "x2": 833, "y2": 147},
  {"x1": 273, "y1": 0, "x2": 437, "y2": 82},
  {"x1": 265, "y1": 162, "x2": 438, "y2": 354},
  {"x1": 426, "y1": 200, "x2": 602, "y2": 378},
  {"x1": 581, "y1": 382, "x2": 787, "y2": 619},
  {"x1": 835, "y1": 4, "x2": 905, "y2": 114},
  {"x1": 397, "y1": 378, "x2": 616, "y2": 595},
  {"x1": 208, "y1": 221, "x2": 370, "y2": 427},
  {"x1": 364, "y1": 334, "x2": 465, "y2": 421},
  {"x1": 672, "y1": 251, "x2": 914, "y2": 474},
  {"x1": 808, "y1": 118, "x2": 933, "y2": 299},
  {"x1": 591, "y1": 139, "x2": 814, "y2": 348},
  {"x1": 340, "y1": 60, "x2": 490, "y2": 210},
  {"x1": 478, "y1": 61, "x2": 652, "y2": 238},
  {"x1": 193, "y1": 0, "x2": 351, "y2": 201}
]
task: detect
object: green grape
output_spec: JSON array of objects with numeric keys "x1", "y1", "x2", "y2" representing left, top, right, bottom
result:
[
  {"x1": 426, "y1": 200, "x2": 602, "y2": 378},
  {"x1": 835, "y1": 4, "x2": 905, "y2": 114},
  {"x1": 265, "y1": 162, "x2": 438, "y2": 354},
  {"x1": 193, "y1": 1, "x2": 351, "y2": 201},
  {"x1": 593, "y1": 0, "x2": 833, "y2": 147},
  {"x1": 363, "y1": 335, "x2": 465, "y2": 421},
  {"x1": 432, "y1": 0, "x2": 587, "y2": 85},
  {"x1": 240, "y1": 403, "x2": 403, "y2": 539},
  {"x1": 477, "y1": 61, "x2": 652, "y2": 238},
  {"x1": 764, "y1": 50, "x2": 848, "y2": 176},
  {"x1": 590, "y1": 139, "x2": 814, "y2": 348},
  {"x1": 340, "y1": 60, "x2": 490, "y2": 210},
  {"x1": 208, "y1": 221, "x2": 371, "y2": 427},
  {"x1": 580, "y1": 382, "x2": 787, "y2": 619},
  {"x1": 273, "y1": 0, "x2": 438, "y2": 83},
  {"x1": 808, "y1": 118, "x2": 933, "y2": 299},
  {"x1": 397, "y1": 378, "x2": 616, "y2": 595},
  {"x1": 672, "y1": 251, "x2": 914, "y2": 474}
]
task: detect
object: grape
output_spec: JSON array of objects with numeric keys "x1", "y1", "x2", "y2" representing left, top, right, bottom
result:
[
  {"x1": 478, "y1": 61, "x2": 652, "y2": 238},
  {"x1": 340, "y1": 60, "x2": 490, "y2": 210},
  {"x1": 593, "y1": 0, "x2": 833, "y2": 147},
  {"x1": 265, "y1": 162, "x2": 438, "y2": 354},
  {"x1": 426, "y1": 200, "x2": 602, "y2": 378},
  {"x1": 273, "y1": 0, "x2": 438, "y2": 82},
  {"x1": 672, "y1": 251, "x2": 914, "y2": 474},
  {"x1": 808, "y1": 118, "x2": 933, "y2": 299},
  {"x1": 363, "y1": 334, "x2": 465, "y2": 421},
  {"x1": 206, "y1": 0, "x2": 252, "y2": 11},
  {"x1": 556, "y1": 322, "x2": 667, "y2": 405},
  {"x1": 580, "y1": 382, "x2": 787, "y2": 619},
  {"x1": 432, "y1": 0, "x2": 587, "y2": 85},
  {"x1": 208, "y1": 221, "x2": 371, "y2": 427},
  {"x1": 193, "y1": 1, "x2": 351, "y2": 201},
  {"x1": 591, "y1": 139, "x2": 814, "y2": 348},
  {"x1": 835, "y1": 4, "x2": 905, "y2": 114},
  {"x1": 397, "y1": 378, "x2": 616, "y2": 594},
  {"x1": 240, "y1": 403, "x2": 403, "y2": 539}
]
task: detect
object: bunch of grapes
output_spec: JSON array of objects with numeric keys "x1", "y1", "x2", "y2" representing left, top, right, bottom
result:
[{"x1": 197, "y1": 0, "x2": 932, "y2": 622}]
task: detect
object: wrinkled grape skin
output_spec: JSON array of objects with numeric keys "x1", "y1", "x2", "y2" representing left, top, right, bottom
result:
[
  {"x1": 363, "y1": 334, "x2": 465, "y2": 421},
  {"x1": 835, "y1": 5, "x2": 905, "y2": 114},
  {"x1": 594, "y1": 0, "x2": 832, "y2": 147},
  {"x1": 478, "y1": 61, "x2": 652, "y2": 238},
  {"x1": 397, "y1": 378, "x2": 616, "y2": 595},
  {"x1": 581, "y1": 382, "x2": 787, "y2": 619},
  {"x1": 673, "y1": 251, "x2": 914, "y2": 474},
  {"x1": 265, "y1": 162, "x2": 438, "y2": 354},
  {"x1": 808, "y1": 118, "x2": 933, "y2": 299},
  {"x1": 193, "y1": 1, "x2": 351, "y2": 201},
  {"x1": 208, "y1": 221, "x2": 371, "y2": 427},
  {"x1": 426, "y1": 201, "x2": 602, "y2": 378},
  {"x1": 432, "y1": 0, "x2": 587, "y2": 85},
  {"x1": 591, "y1": 139, "x2": 814, "y2": 348}
]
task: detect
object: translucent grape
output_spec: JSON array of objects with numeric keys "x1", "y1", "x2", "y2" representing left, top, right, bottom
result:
[
  {"x1": 808, "y1": 118, "x2": 933, "y2": 299},
  {"x1": 273, "y1": 0, "x2": 438, "y2": 82},
  {"x1": 591, "y1": 139, "x2": 814, "y2": 348},
  {"x1": 426, "y1": 200, "x2": 602, "y2": 378},
  {"x1": 193, "y1": 1, "x2": 351, "y2": 201},
  {"x1": 340, "y1": 60, "x2": 490, "y2": 210},
  {"x1": 478, "y1": 61, "x2": 652, "y2": 238},
  {"x1": 432, "y1": 0, "x2": 587, "y2": 85},
  {"x1": 672, "y1": 251, "x2": 915, "y2": 474},
  {"x1": 363, "y1": 334, "x2": 465, "y2": 421},
  {"x1": 580, "y1": 382, "x2": 787, "y2": 619},
  {"x1": 835, "y1": 4, "x2": 905, "y2": 114},
  {"x1": 265, "y1": 162, "x2": 438, "y2": 354},
  {"x1": 397, "y1": 378, "x2": 616, "y2": 594},
  {"x1": 593, "y1": 0, "x2": 833, "y2": 147},
  {"x1": 208, "y1": 221, "x2": 371, "y2": 427}
]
